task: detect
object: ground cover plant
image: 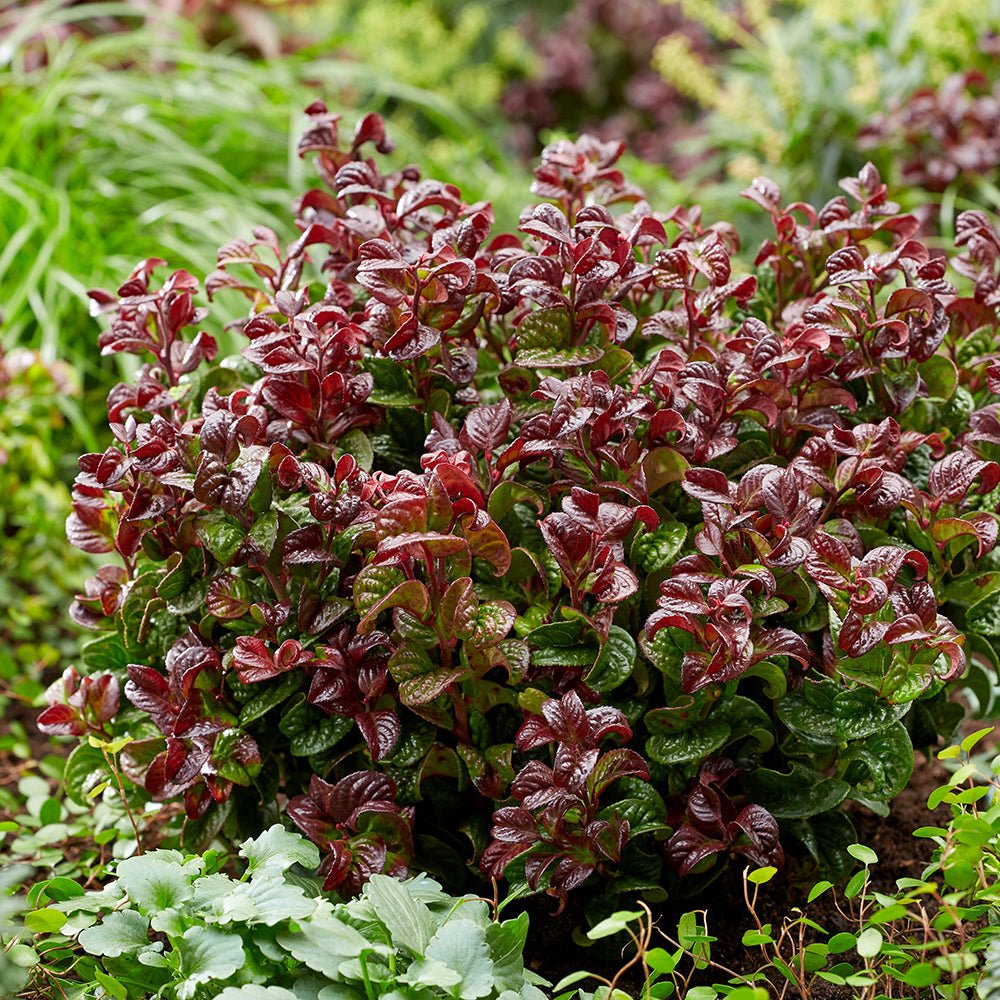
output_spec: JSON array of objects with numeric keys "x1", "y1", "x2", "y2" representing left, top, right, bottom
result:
[
  {"x1": 861, "y1": 65, "x2": 1000, "y2": 229},
  {"x1": 38, "y1": 94, "x2": 1000, "y2": 937},
  {"x1": 13, "y1": 732, "x2": 1000, "y2": 999},
  {"x1": 14, "y1": 824, "x2": 545, "y2": 999}
]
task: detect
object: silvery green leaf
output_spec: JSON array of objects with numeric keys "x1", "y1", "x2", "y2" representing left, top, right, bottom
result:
[
  {"x1": 60, "y1": 912, "x2": 99, "y2": 936},
  {"x1": 215, "y1": 878, "x2": 315, "y2": 926},
  {"x1": 315, "y1": 984, "x2": 366, "y2": 1000},
  {"x1": 343, "y1": 897, "x2": 377, "y2": 924},
  {"x1": 114, "y1": 852, "x2": 201, "y2": 913},
  {"x1": 192, "y1": 872, "x2": 238, "y2": 906},
  {"x1": 293, "y1": 977, "x2": 329, "y2": 1000},
  {"x1": 364, "y1": 875, "x2": 435, "y2": 955},
  {"x1": 395, "y1": 873, "x2": 447, "y2": 904},
  {"x1": 175, "y1": 926, "x2": 245, "y2": 999},
  {"x1": 77, "y1": 909, "x2": 150, "y2": 957},
  {"x1": 378, "y1": 991, "x2": 435, "y2": 1000},
  {"x1": 277, "y1": 910, "x2": 368, "y2": 977},
  {"x1": 150, "y1": 909, "x2": 186, "y2": 936},
  {"x1": 121, "y1": 848, "x2": 189, "y2": 867},
  {"x1": 53, "y1": 883, "x2": 125, "y2": 914},
  {"x1": 426, "y1": 919, "x2": 495, "y2": 999},
  {"x1": 400, "y1": 958, "x2": 463, "y2": 990},
  {"x1": 211, "y1": 886, "x2": 258, "y2": 925},
  {"x1": 337, "y1": 955, "x2": 394, "y2": 982},
  {"x1": 240, "y1": 825, "x2": 321, "y2": 879},
  {"x1": 217, "y1": 988, "x2": 299, "y2": 1000},
  {"x1": 440, "y1": 897, "x2": 490, "y2": 927}
]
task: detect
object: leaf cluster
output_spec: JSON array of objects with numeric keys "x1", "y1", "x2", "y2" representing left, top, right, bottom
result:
[
  {"x1": 861, "y1": 68, "x2": 1000, "y2": 217},
  {"x1": 15, "y1": 824, "x2": 544, "y2": 1000}
]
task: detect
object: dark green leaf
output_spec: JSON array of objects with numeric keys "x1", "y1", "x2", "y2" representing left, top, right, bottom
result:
[
  {"x1": 238, "y1": 673, "x2": 303, "y2": 726},
  {"x1": 631, "y1": 522, "x2": 687, "y2": 575},
  {"x1": 366, "y1": 358, "x2": 420, "y2": 406},
  {"x1": 584, "y1": 626, "x2": 636, "y2": 693},
  {"x1": 647, "y1": 721, "x2": 730, "y2": 765},
  {"x1": 745, "y1": 763, "x2": 850, "y2": 819},
  {"x1": 63, "y1": 743, "x2": 109, "y2": 807},
  {"x1": 290, "y1": 715, "x2": 353, "y2": 757}
]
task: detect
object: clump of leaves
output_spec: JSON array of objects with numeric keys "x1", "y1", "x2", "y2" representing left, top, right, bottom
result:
[
  {"x1": 500, "y1": 0, "x2": 709, "y2": 169},
  {"x1": 17, "y1": 824, "x2": 545, "y2": 1000},
  {"x1": 52, "y1": 102, "x2": 1000, "y2": 913},
  {"x1": 0, "y1": 347, "x2": 92, "y2": 713},
  {"x1": 861, "y1": 69, "x2": 1000, "y2": 215}
]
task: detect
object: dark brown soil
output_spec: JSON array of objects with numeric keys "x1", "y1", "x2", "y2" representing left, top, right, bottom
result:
[
  {"x1": 521, "y1": 750, "x2": 954, "y2": 997},
  {"x1": 851, "y1": 754, "x2": 951, "y2": 891}
]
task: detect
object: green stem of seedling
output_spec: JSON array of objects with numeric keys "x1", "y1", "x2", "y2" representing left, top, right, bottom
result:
[
  {"x1": 358, "y1": 950, "x2": 377, "y2": 1000},
  {"x1": 101, "y1": 749, "x2": 143, "y2": 856},
  {"x1": 606, "y1": 925, "x2": 643, "y2": 998}
]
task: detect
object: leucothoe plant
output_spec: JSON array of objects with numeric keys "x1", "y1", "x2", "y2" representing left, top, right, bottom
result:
[{"x1": 46, "y1": 102, "x2": 1000, "y2": 913}]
